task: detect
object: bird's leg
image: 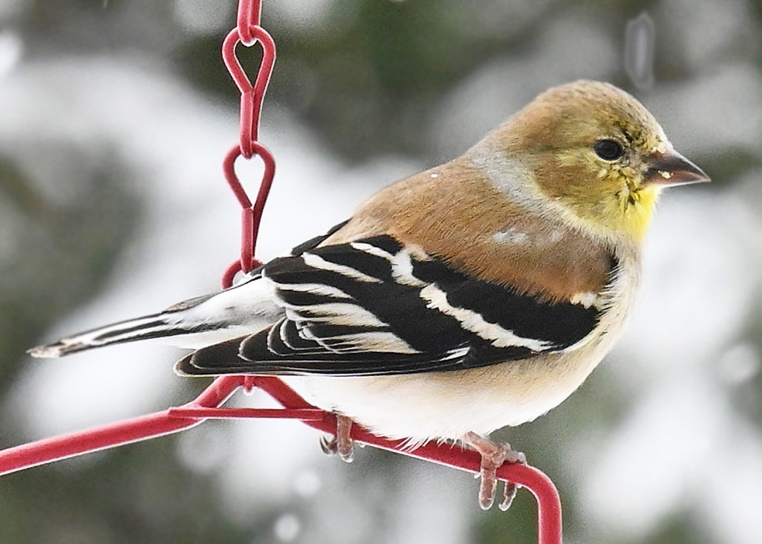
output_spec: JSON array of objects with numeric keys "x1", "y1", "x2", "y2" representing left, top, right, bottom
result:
[
  {"x1": 319, "y1": 413, "x2": 354, "y2": 462},
  {"x1": 462, "y1": 431, "x2": 526, "y2": 510}
]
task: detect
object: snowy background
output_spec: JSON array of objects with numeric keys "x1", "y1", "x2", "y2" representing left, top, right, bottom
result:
[{"x1": 1, "y1": 1, "x2": 761, "y2": 543}]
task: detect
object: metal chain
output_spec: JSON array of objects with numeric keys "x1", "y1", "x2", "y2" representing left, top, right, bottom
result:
[{"x1": 221, "y1": 0, "x2": 276, "y2": 288}]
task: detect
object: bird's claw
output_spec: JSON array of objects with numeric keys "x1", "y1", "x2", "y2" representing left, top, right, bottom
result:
[
  {"x1": 499, "y1": 482, "x2": 520, "y2": 511},
  {"x1": 463, "y1": 431, "x2": 526, "y2": 510},
  {"x1": 319, "y1": 414, "x2": 354, "y2": 462}
]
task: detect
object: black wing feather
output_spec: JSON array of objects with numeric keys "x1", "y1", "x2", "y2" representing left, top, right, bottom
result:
[
  {"x1": 413, "y1": 259, "x2": 600, "y2": 347},
  {"x1": 289, "y1": 219, "x2": 350, "y2": 256},
  {"x1": 176, "y1": 235, "x2": 614, "y2": 377}
]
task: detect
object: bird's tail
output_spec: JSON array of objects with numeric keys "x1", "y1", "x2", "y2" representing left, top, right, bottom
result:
[
  {"x1": 28, "y1": 311, "x2": 208, "y2": 358},
  {"x1": 28, "y1": 277, "x2": 276, "y2": 358}
]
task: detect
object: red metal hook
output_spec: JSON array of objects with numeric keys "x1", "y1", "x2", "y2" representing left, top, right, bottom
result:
[
  {"x1": 221, "y1": 142, "x2": 275, "y2": 287},
  {"x1": 222, "y1": 26, "x2": 275, "y2": 156}
]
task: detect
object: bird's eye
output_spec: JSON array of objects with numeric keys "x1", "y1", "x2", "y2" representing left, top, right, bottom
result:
[{"x1": 593, "y1": 139, "x2": 625, "y2": 161}]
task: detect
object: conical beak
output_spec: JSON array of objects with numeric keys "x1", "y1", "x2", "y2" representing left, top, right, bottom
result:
[{"x1": 645, "y1": 148, "x2": 710, "y2": 186}]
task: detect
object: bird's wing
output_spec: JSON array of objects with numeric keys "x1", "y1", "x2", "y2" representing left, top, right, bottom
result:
[{"x1": 175, "y1": 234, "x2": 610, "y2": 377}]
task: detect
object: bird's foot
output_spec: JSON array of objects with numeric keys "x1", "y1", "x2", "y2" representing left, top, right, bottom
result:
[
  {"x1": 463, "y1": 431, "x2": 526, "y2": 511},
  {"x1": 319, "y1": 413, "x2": 354, "y2": 462}
]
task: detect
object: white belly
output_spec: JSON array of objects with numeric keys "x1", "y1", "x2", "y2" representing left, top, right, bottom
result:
[{"x1": 283, "y1": 342, "x2": 609, "y2": 445}]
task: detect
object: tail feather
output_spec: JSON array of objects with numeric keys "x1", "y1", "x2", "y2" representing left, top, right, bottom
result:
[
  {"x1": 27, "y1": 276, "x2": 283, "y2": 357},
  {"x1": 28, "y1": 274, "x2": 280, "y2": 359},
  {"x1": 27, "y1": 313, "x2": 207, "y2": 358}
]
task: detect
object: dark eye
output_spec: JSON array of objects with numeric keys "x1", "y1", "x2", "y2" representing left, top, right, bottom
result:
[{"x1": 594, "y1": 139, "x2": 625, "y2": 161}]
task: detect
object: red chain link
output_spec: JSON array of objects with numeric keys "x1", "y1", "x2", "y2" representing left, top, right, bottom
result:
[
  {"x1": 221, "y1": 0, "x2": 277, "y2": 288},
  {"x1": 0, "y1": 2, "x2": 563, "y2": 542}
]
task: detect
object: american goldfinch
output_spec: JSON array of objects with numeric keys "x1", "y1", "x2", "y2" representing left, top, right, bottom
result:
[{"x1": 29, "y1": 81, "x2": 709, "y2": 510}]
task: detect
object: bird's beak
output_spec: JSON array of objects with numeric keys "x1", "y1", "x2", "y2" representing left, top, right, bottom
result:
[{"x1": 644, "y1": 148, "x2": 710, "y2": 186}]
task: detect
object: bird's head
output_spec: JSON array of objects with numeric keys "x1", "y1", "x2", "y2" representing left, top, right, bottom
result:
[{"x1": 495, "y1": 80, "x2": 709, "y2": 243}]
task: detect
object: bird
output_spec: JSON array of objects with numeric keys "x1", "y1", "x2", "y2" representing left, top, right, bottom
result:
[{"x1": 29, "y1": 80, "x2": 709, "y2": 510}]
